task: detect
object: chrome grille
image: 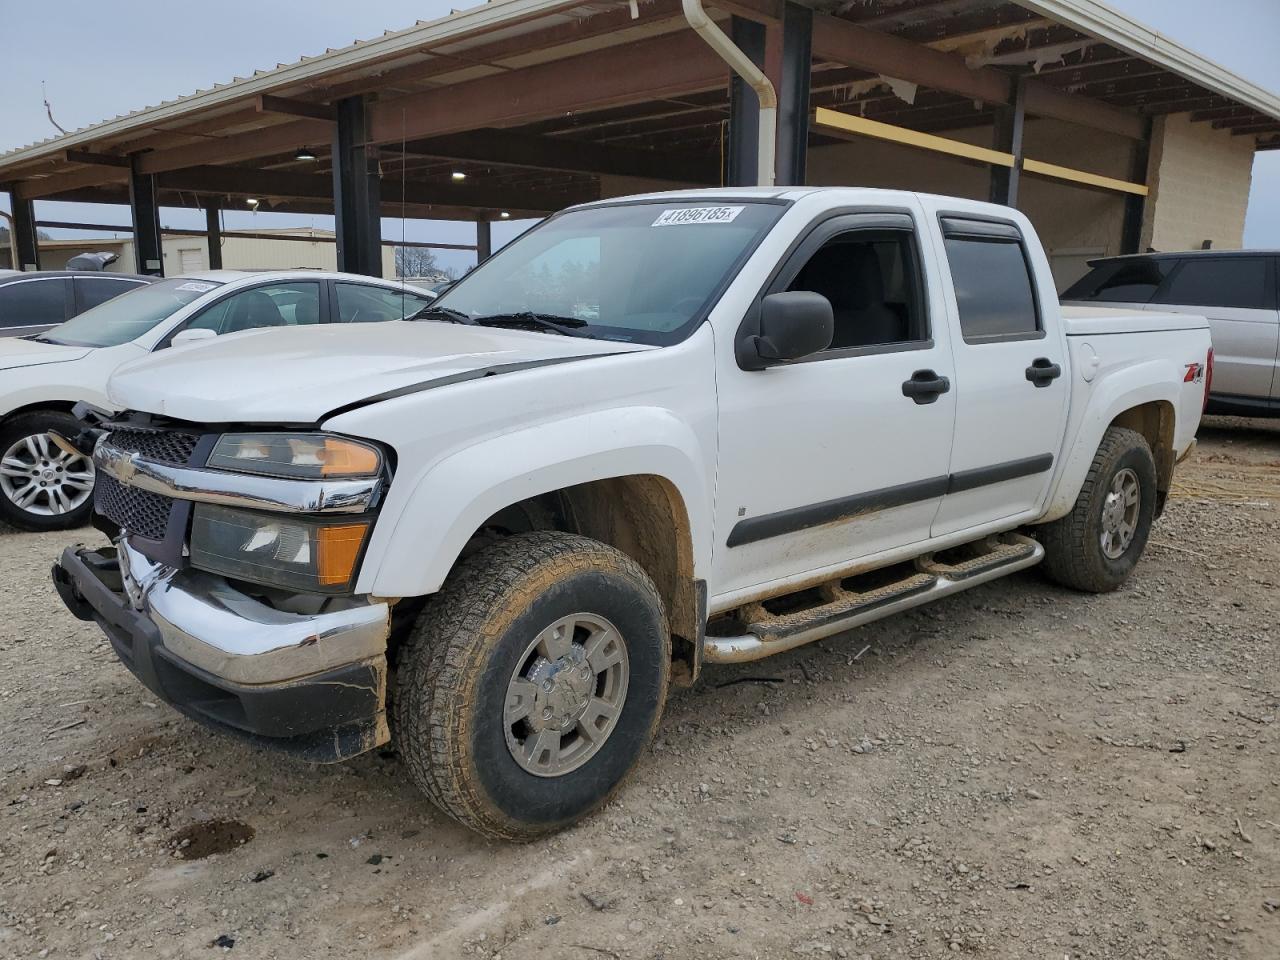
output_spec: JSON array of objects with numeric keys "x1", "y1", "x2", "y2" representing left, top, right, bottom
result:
[
  {"x1": 107, "y1": 428, "x2": 200, "y2": 465},
  {"x1": 94, "y1": 427, "x2": 201, "y2": 540},
  {"x1": 95, "y1": 474, "x2": 173, "y2": 541}
]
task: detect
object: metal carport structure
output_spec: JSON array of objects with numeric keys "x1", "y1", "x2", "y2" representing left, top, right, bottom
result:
[{"x1": 2, "y1": 0, "x2": 1278, "y2": 276}]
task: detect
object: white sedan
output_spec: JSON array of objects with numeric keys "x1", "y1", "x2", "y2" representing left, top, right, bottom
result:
[{"x1": 0, "y1": 270, "x2": 434, "y2": 531}]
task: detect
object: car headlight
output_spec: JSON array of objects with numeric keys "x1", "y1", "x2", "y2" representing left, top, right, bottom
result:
[
  {"x1": 190, "y1": 504, "x2": 371, "y2": 593},
  {"x1": 206, "y1": 433, "x2": 382, "y2": 479}
]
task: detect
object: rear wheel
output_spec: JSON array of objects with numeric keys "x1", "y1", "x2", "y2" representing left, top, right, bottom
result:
[
  {"x1": 395, "y1": 532, "x2": 670, "y2": 840},
  {"x1": 0, "y1": 412, "x2": 95, "y2": 532},
  {"x1": 1039, "y1": 426, "x2": 1156, "y2": 593}
]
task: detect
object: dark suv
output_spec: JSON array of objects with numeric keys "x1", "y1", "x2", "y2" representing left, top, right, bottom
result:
[
  {"x1": 1063, "y1": 251, "x2": 1279, "y2": 417},
  {"x1": 0, "y1": 271, "x2": 153, "y2": 337}
]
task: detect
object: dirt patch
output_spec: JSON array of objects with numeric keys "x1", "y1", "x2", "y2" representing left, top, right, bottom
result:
[{"x1": 167, "y1": 819, "x2": 255, "y2": 860}]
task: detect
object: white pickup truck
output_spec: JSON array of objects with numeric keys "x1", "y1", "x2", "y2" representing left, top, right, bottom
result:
[{"x1": 53, "y1": 187, "x2": 1212, "y2": 840}]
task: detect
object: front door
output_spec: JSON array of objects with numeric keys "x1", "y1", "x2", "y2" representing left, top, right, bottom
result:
[
  {"x1": 929, "y1": 215, "x2": 1070, "y2": 537},
  {"x1": 712, "y1": 207, "x2": 957, "y2": 605}
]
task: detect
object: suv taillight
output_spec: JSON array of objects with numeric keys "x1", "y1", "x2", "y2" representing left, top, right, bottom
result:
[{"x1": 1203, "y1": 348, "x2": 1214, "y2": 412}]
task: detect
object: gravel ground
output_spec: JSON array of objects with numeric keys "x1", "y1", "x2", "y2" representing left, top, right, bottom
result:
[{"x1": 1, "y1": 416, "x2": 1277, "y2": 960}]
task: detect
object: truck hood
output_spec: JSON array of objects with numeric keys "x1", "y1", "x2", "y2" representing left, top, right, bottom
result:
[
  {"x1": 107, "y1": 321, "x2": 651, "y2": 424},
  {"x1": 0, "y1": 336, "x2": 93, "y2": 370}
]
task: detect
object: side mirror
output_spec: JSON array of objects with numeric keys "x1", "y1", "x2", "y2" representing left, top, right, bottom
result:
[
  {"x1": 170, "y1": 328, "x2": 218, "y2": 348},
  {"x1": 738, "y1": 291, "x2": 834, "y2": 370}
]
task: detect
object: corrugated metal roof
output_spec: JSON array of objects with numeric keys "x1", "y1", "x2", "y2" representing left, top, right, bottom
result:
[
  {"x1": 2, "y1": 0, "x2": 1276, "y2": 205},
  {"x1": 1015, "y1": 0, "x2": 1280, "y2": 122},
  {"x1": 0, "y1": 0, "x2": 594, "y2": 166}
]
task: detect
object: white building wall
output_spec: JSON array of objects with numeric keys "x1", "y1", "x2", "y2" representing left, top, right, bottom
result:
[{"x1": 1140, "y1": 112, "x2": 1256, "y2": 252}]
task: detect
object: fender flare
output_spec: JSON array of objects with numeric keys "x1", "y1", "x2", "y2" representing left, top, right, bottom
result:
[
  {"x1": 1041, "y1": 358, "x2": 1181, "y2": 522},
  {"x1": 356, "y1": 406, "x2": 711, "y2": 597}
]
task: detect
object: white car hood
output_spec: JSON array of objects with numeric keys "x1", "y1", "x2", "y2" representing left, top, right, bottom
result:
[
  {"x1": 107, "y1": 321, "x2": 650, "y2": 424},
  {"x1": 0, "y1": 337, "x2": 93, "y2": 370}
]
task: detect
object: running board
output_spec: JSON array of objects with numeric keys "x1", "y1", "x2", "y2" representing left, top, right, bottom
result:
[{"x1": 704, "y1": 533, "x2": 1044, "y2": 664}]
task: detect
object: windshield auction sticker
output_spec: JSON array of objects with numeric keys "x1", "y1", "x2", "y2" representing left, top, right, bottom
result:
[
  {"x1": 175, "y1": 281, "x2": 218, "y2": 293},
  {"x1": 652, "y1": 206, "x2": 745, "y2": 226}
]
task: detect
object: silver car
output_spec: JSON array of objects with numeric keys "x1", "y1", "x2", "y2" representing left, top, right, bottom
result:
[{"x1": 1063, "y1": 251, "x2": 1279, "y2": 417}]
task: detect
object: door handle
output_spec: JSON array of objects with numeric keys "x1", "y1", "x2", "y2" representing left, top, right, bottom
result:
[
  {"x1": 1025, "y1": 357, "x2": 1062, "y2": 388},
  {"x1": 901, "y1": 369, "x2": 951, "y2": 405}
]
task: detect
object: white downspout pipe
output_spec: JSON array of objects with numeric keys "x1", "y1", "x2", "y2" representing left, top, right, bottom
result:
[
  {"x1": 682, "y1": 0, "x2": 776, "y2": 187},
  {"x1": 0, "y1": 210, "x2": 20, "y2": 271}
]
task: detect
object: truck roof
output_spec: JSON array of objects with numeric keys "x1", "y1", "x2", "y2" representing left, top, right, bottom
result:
[{"x1": 575, "y1": 185, "x2": 1023, "y2": 220}]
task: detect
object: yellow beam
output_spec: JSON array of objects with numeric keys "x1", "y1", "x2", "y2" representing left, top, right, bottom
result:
[
  {"x1": 813, "y1": 107, "x2": 1150, "y2": 197},
  {"x1": 813, "y1": 107, "x2": 1016, "y2": 168},
  {"x1": 1021, "y1": 158, "x2": 1149, "y2": 196}
]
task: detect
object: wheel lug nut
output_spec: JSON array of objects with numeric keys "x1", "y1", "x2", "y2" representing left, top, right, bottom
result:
[
  {"x1": 542, "y1": 679, "x2": 554, "y2": 692},
  {"x1": 541, "y1": 707, "x2": 553, "y2": 720}
]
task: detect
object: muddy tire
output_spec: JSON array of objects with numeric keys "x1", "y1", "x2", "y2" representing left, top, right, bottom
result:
[
  {"x1": 395, "y1": 531, "x2": 670, "y2": 841},
  {"x1": 1038, "y1": 426, "x2": 1157, "y2": 593},
  {"x1": 0, "y1": 411, "x2": 96, "y2": 532}
]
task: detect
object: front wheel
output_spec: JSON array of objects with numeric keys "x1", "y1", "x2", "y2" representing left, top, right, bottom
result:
[
  {"x1": 1038, "y1": 426, "x2": 1157, "y2": 593},
  {"x1": 0, "y1": 412, "x2": 96, "y2": 532},
  {"x1": 395, "y1": 532, "x2": 670, "y2": 840}
]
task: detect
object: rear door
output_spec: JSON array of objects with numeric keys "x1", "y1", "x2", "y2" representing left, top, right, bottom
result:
[
  {"x1": 929, "y1": 216, "x2": 1070, "y2": 537},
  {"x1": 1149, "y1": 256, "x2": 1278, "y2": 403}
]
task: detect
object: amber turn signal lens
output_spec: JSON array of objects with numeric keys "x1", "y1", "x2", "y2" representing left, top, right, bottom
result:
[
  {"x1": 320, "y1": 438, "x2": 381, "y2": 477},
  {"x1": 316, "y1": 522, "x2": 371, "y2": 587}
]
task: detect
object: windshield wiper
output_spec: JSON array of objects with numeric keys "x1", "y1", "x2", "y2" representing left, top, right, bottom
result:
[
  {"x1": 25, "y1": 335, "x2": 63, "y2": 344},
  {"x1": 414, "y1": 305, "x2": 476, "y2": 325},
  {"x1": 470, "y1": 312, "x2": 590, "y2": 337}
]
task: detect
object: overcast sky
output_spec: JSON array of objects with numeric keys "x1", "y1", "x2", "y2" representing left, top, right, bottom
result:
[{"x1": 1, "y1": 0, "x2": 1277, "y2": 272}]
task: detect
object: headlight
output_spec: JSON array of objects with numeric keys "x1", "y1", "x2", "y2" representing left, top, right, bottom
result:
[
  {"x1": 206, "y1": 433, "x2": 382, "y2": 479},
  {"x1": 190, "y1": 504, "x2": 371, "y2": 593}
]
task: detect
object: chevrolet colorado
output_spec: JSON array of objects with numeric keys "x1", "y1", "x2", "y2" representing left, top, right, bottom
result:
[{"x1": 52, "y1": 187, "x2": 1213, "y2": 840}]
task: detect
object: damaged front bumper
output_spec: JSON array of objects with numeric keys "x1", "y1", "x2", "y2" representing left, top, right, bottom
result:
[{"x1": 53, "y1": 540, "x2": 391, "y2": 762}]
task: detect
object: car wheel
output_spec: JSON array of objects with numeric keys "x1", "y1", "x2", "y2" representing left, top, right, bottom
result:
[
  {"x1": 1038, "y1": 426, "x2": 1157, "y2": 593},
  {"x1": 395, "y1": 531, "x2": 670, "y2": 840},
  {"x1": 0, "y1": 412, "x2": 96, "y2": 532}
]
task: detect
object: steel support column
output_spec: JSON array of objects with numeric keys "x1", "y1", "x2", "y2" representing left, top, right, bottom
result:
[
  {"x1": 332, "y1": 96, "x2": 382, "y2": 277},
  {"x1": 129, "y1": 157, "x2": 164, "y2": 276},
  {"x1": 1121, "y1": 119, "x2": 1154, "y2": 254},
  {"x1": 776, "y1": 4, "x2": 813, "y2": 186},
  {"x1": 8, "y1": 193, "x2": 40, "y2": 270},
  {"x1": 725, "y1": 16, "x2": 768, "y2": 187},
  {"x1": 989, "y1": 76, "x2": 1026, "y2": 207},
  {"x1": 205, "y1": 205, "x2": 223, "y2": 270},
  {"x1": 475, "y1": 221, "x2": 493, "y2": 264}
]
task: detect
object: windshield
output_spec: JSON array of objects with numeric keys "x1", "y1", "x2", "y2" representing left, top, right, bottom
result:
[
  {"x1": 46, "y1": 278, "x2": 222, "y2": 347},
  {"x1": 430, "y1": 201, "x2": 784, "y2": 344}
]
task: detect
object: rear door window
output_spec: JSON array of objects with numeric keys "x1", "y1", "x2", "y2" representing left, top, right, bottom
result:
[
  {"x1": 73, "y1": 277, "x2": 146, "y2": 314},
  {"x1": 0, "y1": 278, "x2": 70, "y2": 329},
  {"x1": 335, "y1": 283, "x2": 434, "y2": 323},
  {"x1": 942, "y1": 225, "x2": 1040, "y2": 342},
  {"x1": 1153, "y1": 258, "x2": 1272, "y2": 310}
]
